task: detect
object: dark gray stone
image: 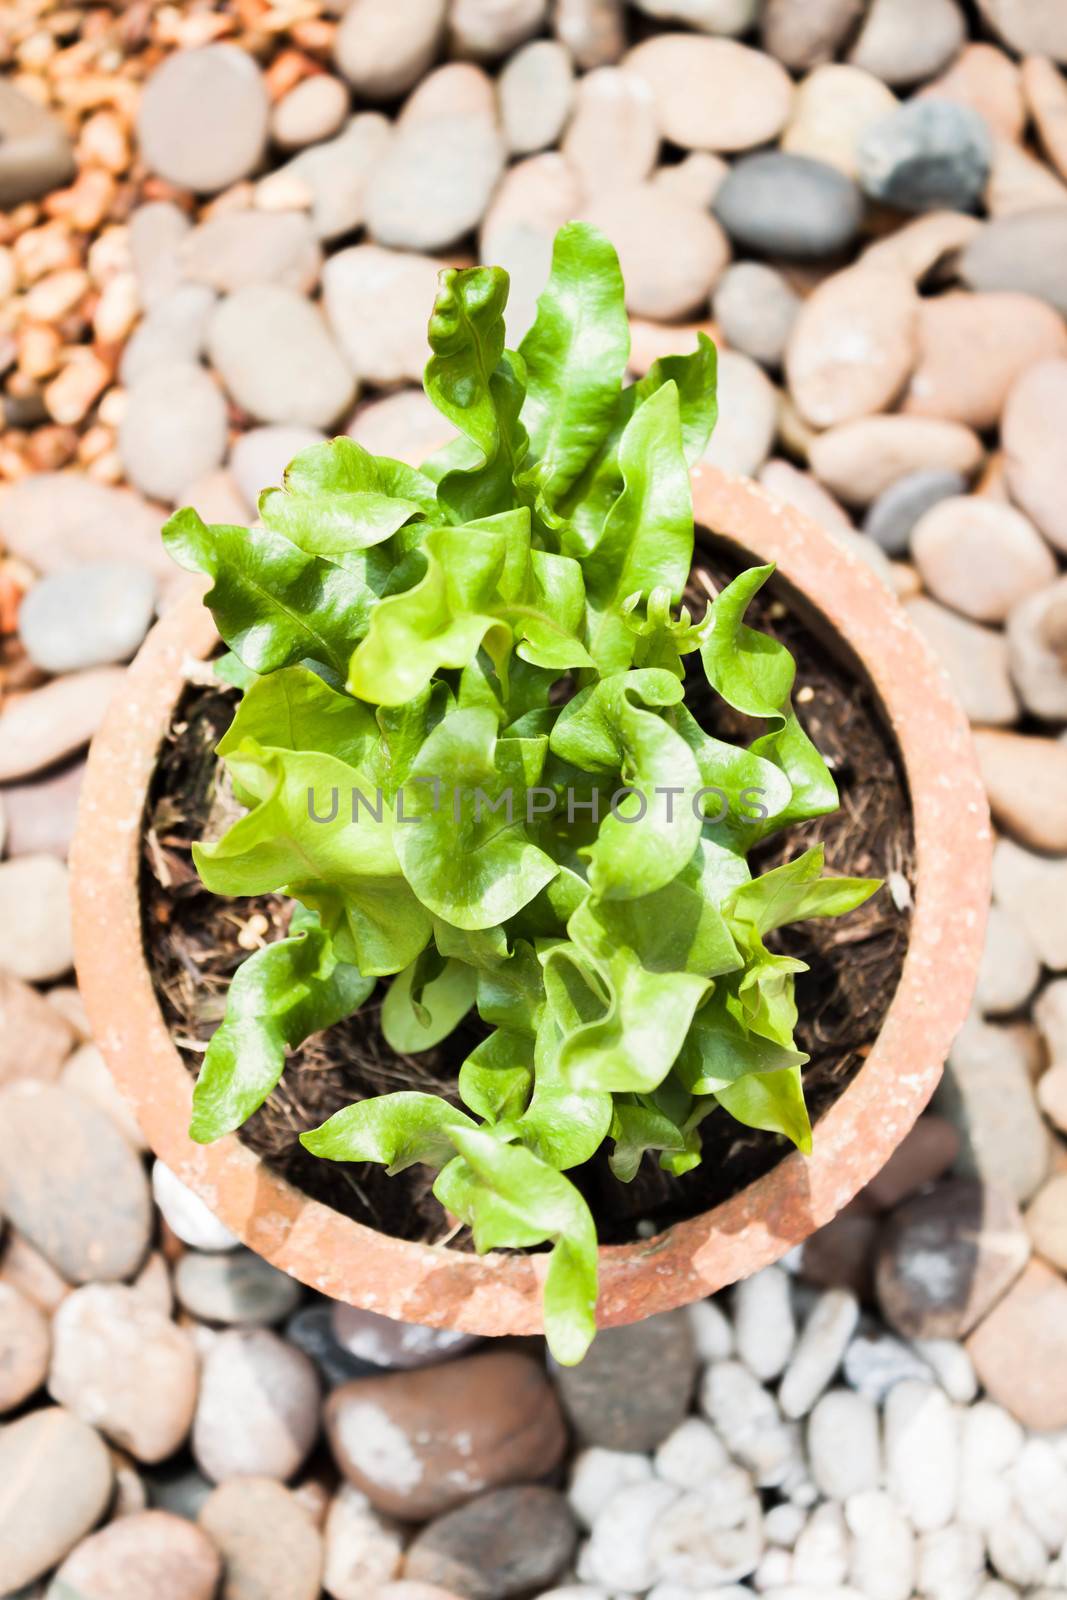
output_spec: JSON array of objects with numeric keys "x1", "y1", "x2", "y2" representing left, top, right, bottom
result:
[
  {"x1": 284, "y1": 1304, "x2": 380, "y2": 1388},
  {"x1": 551, "y1": 1308, "x2": 696, "y2": 1451},
  {"x1": 714, "y1": 152, "x2": 864, "y2": 259},
  {"x1": 862, "y1": 468, "x2": 967, "y2": 556},
  {"x1": 404, "y1": 1487, "x2": 578, "y2": 1600},
  {"x1": 0, "y1": 82, "x2": 75, "y2": 208},
  {"x1": 857, "y1": 100, "x2": 993, "y2": 213}
]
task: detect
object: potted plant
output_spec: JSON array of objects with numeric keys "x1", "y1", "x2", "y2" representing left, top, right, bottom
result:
[{"x1": 72, "y1": 225, "x2": 990, "y2": 1362}]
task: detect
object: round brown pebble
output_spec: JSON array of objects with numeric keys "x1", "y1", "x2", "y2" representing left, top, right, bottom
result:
[
  {"x1": 50, "y1": 1511, "x2": 222, "y2": 1600},
  {"x1": 199, "y1": 1477, "x2": 324, "y2": 1600},
  {"x1": 325, "y1": 1349, "x2": 566, "y2": 1520},
  {"x1": 403, "y1": 1486, "x2": 578, "y2": 1600},
  {"x1": 967, "y1": 1259, "x2": 1067, "y2": 1430},
  {"x1": 0, "y1": 1281, "x2": 50, "y2": 1412},
  {"x1": 864, "y1": 1116, "x2": 960, "y2": 1211}
]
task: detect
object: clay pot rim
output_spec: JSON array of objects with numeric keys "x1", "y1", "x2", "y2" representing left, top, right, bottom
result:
[{"x1": 71, "y1": 466, "x2": 991, "y2": 1334}]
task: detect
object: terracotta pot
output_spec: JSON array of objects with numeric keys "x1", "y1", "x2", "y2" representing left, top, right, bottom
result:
[{"x1": 71, "y1": 467, "x2": 991, "y2": 1334}]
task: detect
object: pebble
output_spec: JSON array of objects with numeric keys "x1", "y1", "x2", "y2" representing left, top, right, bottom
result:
[
  {"x1": 915, "y1": 1524, "x2": 985, "y2": 1600},
  {"x1": 988, "y1": 1508, "x2": 1049, "y2": 1587},
  {"x1": 150, "y1": 1162, "x2": 239, "y2": 1253},
  {"x1": 809, "y1": 415, "x2": 982, "y2": 504},
  {"x1": 450, "y1": 0, "x2": 546, "y2": 59},
  {"x1": 700, "y1": 349, "x2": 778, "y2": 477},
  {"x1": 554, "y1": 1312, "x2": 696, "y2": 1453},
  {"x1": 329, "y1": 1304, "x2": 476, "y2": 1369},
  {"x1": 322, "y1": 245, "x2": 442, "y2": 386},
  {"x1": 807, "y1": 1389, "x2": 881, "y2": 1500},
  {"x1": 624, "y1": 34, "x2": 794, "y2": 151},
  {"x1": 284, "y1": 1304, "x2": 378, "y2": 1389},
  {"x1": 179, "y1": 210, "x2": 322, "y2": 296},
  {"x1": 714, "y1": 151, "x2": 864, "y2": 259},
  {"x1": 554, "y1": 0, "x2": 627, "y2": 68},
  {"x1": 793, "y1": 1500, "x2": 850, "y2": 1587},
  {"x1": 905, "y1": 290, "x2": 1067, "y2": 429},
  {"x1": 921, "y1": 43, "x2": 1025, "y2": 140},
  {"x1": 733, "y1": 1265, "x2": 796, "y2": 1381},
  {"x1": 911, "y1": 496, "x2": 1055, "y2": 623},
  {"x1": 59, "y1": 1044, "x2": 145, "y2": 1154},
  {"x1": 480, "y1": 151, "x2": 583, "y2": 340},
  {"x1": 0, "y1": 1407, "x2": 113, "y2": 1593},
  {"x1": 199, "y1": 1477, "x2": 324, "y2": 1600},
  {"x1": 562, "y1": 67, "x2": 659, "y2": 195},
  {"x1": 269, "y1": 113, "x2": 393, "y2": 242},
  {"x1": 851, "y1": 1329, "x2": 938, "y2": 1405},
  {"x1": 0, "y1": 670, "x2": 126, "y2": 785},
  {"x1": 844, "y1": 1489, "x2": 916, "y2": 1600},
  {"x1": 128, "y1": 200, "x2": 189, "y2": 309},
  {"x1": 1024, "y1": 55, "x2": 1067, "y2": 183},
  {"x1": 779, "y1": 1290, "x2": 860, "y2": 1419},
  {"x1": 0, "y1": 81, "x2": 76, "y2": 209},
  {"x1": 1002, "y1": 357, "x2": 1067, "y2": 554},
  {"x1": 848, "y1": 0, "x2": 966, "y2": 87},
  {"x1": 0, "y1": 970, "x2": 75, "y2": 1085},
  {"x1": 47, "y1": 1283, "x2": 197, "y2": 1463},
  {"x1": 1013, "y1": 1435, "x2": 1067, "y2": 1549},
  {"x1": 271, "y1": 75, "x2": 350, "y2": 152},
  {"x1": 650, "y1": 1480, "x2": 764, "y2": 1588},
  {"x1": 119, "y1": 362, "x2": 229, "y2": 505},
  {"x1": 687, "y1": 1297, "x2": 735, "y2": 1362},
  {"x1": 49, "y1": 1511, "x2": 222, "y2": 1600},
  {"x1": 759, "y1": 459, "x2": 855, "y2": 539},
  {"x1": 0, "y1": 1282, "x2": 49, "y2": 1412},
  {"x1": 0, "y1": 1228, "x2": 72, "y2": 1315},
  {"x1": 326, "y1": 1349, "x2": 566, "y2": 1519},
  {"x1": 939, "y1": 1014, "x2": 1050, "y2": 1199},
  {"x1": 992, "y1": 838, "x2": 1067, "y2": 970},
  {"x1": 1025, "y1": 1173, "x2": 1067, "y2": 1273},
  {"x1": 322, "y1": 1483, "x2": 403, "y2": 1596},
  {"x1": 364, "y1": 111, "x2": 504, "y2": 253},
  {"x1": 783, "y1": 64, "x2": 898, "y2": 177},
  {"x1": 653, "y1": 1416, "x2": 730, "y2": 1486},
  {"x1": 973, "y1": 730, "x2": 1067, "y2": 853},
  {"x1": 138, "y1": 45, "x2": 270, "y2": 194},
  {"x1": 568, "y1": 1445, "x2": 654, "y2": 1528},
  {"x1": 701, "y1": 1361, "x2": 797, "y2": 1485},
  {"x1": 761, "y1": 0, "x2": 864, "y2": 70},
  {"x1": 579, "y1": 1479, "x2": 679, "y2": 1592},
  {"x1": 0, "y1": 857, "x2": 71, "y2": 985},
  {"x1": 713, "y1": 262, "x2": 799, "y2": 368},
  {"x1": 499, "y1": 40, "x2": 575, "y2": 155},
  {"x1": 799, "y1": 1206, "x2": 880, "y2": 1298},
  {"x1": 1036, "y1": 980, "x2": 1067, "y2": 1063},
  {"x1": 145, "y1": 1461, "x2": 215, "y2": 1522},
  {"x1": 348, "y1": 389, "x2": 456, "y2": 467},
  {"x1": 0, "y1": 471, "x2": 170, "y2": 581},
  {"x1": 1007, "y1": 576, "x2": 1067, "y2": 722},
  {"x1": 655, "y1": 149, "x2": 729, "y2": 208},
  {"x1": 174, "y1": 1248, "x2": 302, "y2": 1326},
  {"x1": 181, "y1": 467, "x2": 250, "y2": 526},
  {"x1": 193, "y1": 1328, "x2": 320, "y2": 1483},
  {"x1": 404, "y1": 1486, "x2": 577, "y2": 1599},
  {"x1": 857, "y1": 101, "x2": 992, "y2": 212},
  {"x1": 977, "y1": 0, "x2": 1067, "y2": 61},
  {"x1": 865, "y1": 1116, "x2": 961, "y2": 1212},
  {"x1": 785, "y1": 265, "x2": 919, "y2": 428},
  {"x1": 635, "y1": 0, "x2": 760, "y2": 31},
  {"x1": 120, "y1": 282, "x2": 217, "y2": 387},
  {"x1": 229, "y1": 424, "x2": 325, "y2": 508},
  {"x1": 580, "y1": 184, "x2": 730, "y2": 318},
  {"x1": 903, "y1": 595, "x2": 1018, "y2": 725},
  {"x1": 959, "y1": 207, "x2": 1067, "y2": 317},
  {"x1": 986, "y1": 132, "x2": 1067, "y2": 218},
  {"x1": 208, "y1": 283, "x2": 356, "y2": 428},
  {"x1": 18, "y1": 561, "x2": 156, "y2": 674},
  {"x1": 334, "y1": 0, "x2": 445, "y2": 97}
]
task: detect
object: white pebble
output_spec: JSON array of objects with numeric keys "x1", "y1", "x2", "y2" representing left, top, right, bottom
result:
[
  {"x1": 846, "y1": 1490, "x2": 917, "y2": 1600},
  {"x1": 568, "y1": 1447, "x2": 654, "y2": 1530},
  {"x1": 734, "y1": 1265, "x2": 797, "y2": 1382},
  {"x1": 765, "y1": 1502, "x2": 808, "y2": 1549},
  {"x1": 793, "y1": 1501, "x2": 850, "y2": 1588},
  {"x1": 1011, "y1": 1438, "x2": 1067, "y2": 1551},
  {"x1": 754, "y1": 1546, "x2": 794, "y2": 1588},
  {"x1": 151, "y1": 1160, "x2": 240, "y2": 1252},
  {"x1": 584, "y1": 1480, "x2": 679, "y2": 1593},
  {"x1": 653, "y1": 1417, "x2": 729, "y2": 1486},
  {"x1": 957, "y1": 1403, "x2": 1023, "y2": 1530},
  {"x1": 687, "y1": 1297, "x2": 734, "y2": 1361},
  {"x1": 916, "y1": 1523, "x2": 986, "y2": 1600},
  {"x1": 885, "y1": 1380, "x2": 959, "y2": 1533},
  {"x1": 843, "y1": 1330, "x2": 933, "y2": 1402},
  {"x1": 912, "y1": 1339, "x2": 978, "y2": 1404},
  {"x1": 987, "y1": 1509, "x2": 1049, "y2": 1587},
  {"x1": 780, "y1": 1290, "x2": 860, "y2": 1419},
  {"x1": 649, "y1": 1483, "x2": 764, "y2": 1589},
  {"x1": 808, "y1": 1388, "x2": 881, "y2": 1501}
]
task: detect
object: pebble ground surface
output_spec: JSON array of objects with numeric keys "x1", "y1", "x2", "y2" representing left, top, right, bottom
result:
[{"x1": 3, "y1": 0, "x2": 1067, "y2": 1596}]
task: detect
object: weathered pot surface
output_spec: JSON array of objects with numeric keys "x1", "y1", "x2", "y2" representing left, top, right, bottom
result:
[{"x1": 71, "y1": 467, "x2": 991, "y2": 1334}]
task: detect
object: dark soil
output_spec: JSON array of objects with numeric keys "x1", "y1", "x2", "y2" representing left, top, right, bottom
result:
[{"x1": 142, "y1": 549, "x2": 914, "y2": 1248}]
